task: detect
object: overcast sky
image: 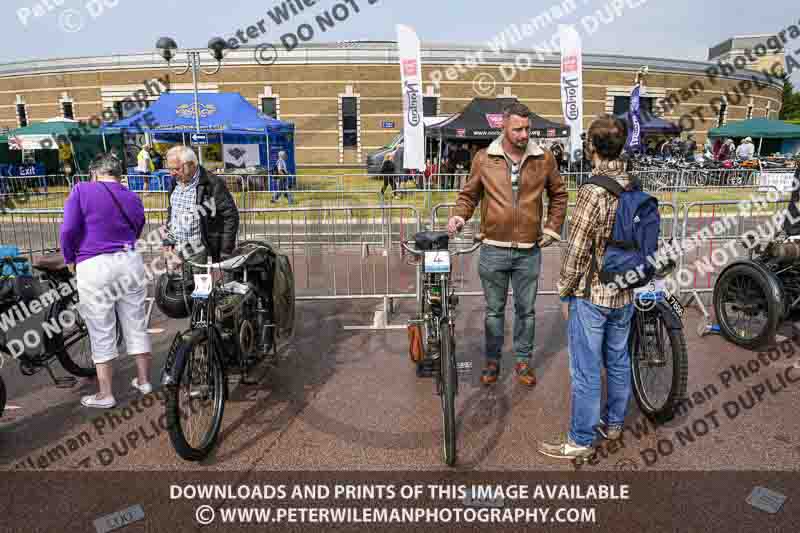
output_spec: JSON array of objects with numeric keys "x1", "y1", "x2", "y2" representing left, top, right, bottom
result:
[{"x1": 3, "y1": 0, "x2": 798, "y2": 85}]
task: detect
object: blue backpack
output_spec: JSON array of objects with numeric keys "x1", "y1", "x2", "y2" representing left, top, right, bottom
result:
[{"x1": 584, "y1": 175, "x2": 660, "y2": 290}]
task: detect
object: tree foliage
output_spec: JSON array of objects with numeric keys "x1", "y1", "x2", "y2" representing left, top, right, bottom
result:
[{"x1": 781, "y1": 75, "x2": 800, "y2": 120}]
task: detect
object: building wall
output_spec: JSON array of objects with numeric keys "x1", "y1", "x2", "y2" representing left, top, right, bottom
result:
[{"x1": 0, "y1": 55, "x2": 783, "y2": 165}]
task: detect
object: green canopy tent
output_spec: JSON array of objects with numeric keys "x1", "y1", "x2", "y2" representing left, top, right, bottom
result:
[
  {"x1": 708, "y1": 118, "x2": 800, "y2": 156},
  {"x1": 7, "y1": 120, "x2": 123, "y2": 173}
]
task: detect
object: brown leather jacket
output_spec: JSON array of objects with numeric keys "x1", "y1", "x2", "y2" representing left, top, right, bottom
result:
[{"x1": 454, "y1": 136, "x2": 568, "y2": 248}]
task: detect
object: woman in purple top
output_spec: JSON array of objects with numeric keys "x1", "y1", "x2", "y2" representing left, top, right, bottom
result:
[{"x1": 60, "y1": 153, "x2": 153, "y2": 409}]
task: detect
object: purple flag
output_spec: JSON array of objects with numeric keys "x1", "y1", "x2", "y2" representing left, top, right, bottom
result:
[{"x1": 625, "y1": 85, "x2": 642, "y2": 154}]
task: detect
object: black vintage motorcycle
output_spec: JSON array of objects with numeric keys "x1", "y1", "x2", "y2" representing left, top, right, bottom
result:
[{"x1": 161, "y1": 241, "x2": 281, "y2": 461}]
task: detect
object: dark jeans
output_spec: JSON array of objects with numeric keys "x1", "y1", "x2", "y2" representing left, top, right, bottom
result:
[{"x1": 477, "y1": 244, "x2": 541, "y2": 360}]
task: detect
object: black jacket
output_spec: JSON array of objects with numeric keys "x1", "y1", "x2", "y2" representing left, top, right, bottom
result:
[{"x1": 165, "y1": 166, "x2": 239, "y2": 261}]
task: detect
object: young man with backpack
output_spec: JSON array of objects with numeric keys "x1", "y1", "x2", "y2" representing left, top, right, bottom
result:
[{"x1": 539, "y1": 115, "x2": 660, "y2": 460}]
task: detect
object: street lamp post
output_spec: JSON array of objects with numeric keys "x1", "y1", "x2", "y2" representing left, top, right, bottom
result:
[{"x1": 155, "y1": 37, "x2": 228, "y2": 165}]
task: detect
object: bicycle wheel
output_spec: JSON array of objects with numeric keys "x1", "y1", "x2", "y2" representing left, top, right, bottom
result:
[
  {"x1": 165, "y1": 331, "x2": 226, "y2": 461},
  {"x1": 439, "y1": 321, "x2": 457, "y2": 466},
  {"x1": 630, "y1": 305, "x2": 688, "y2": 423},
  {"x1": 49, "y1": 297, "x2": 96, "y2": 378}
]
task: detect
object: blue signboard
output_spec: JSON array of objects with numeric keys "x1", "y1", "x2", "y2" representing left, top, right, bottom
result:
[{"x1": 382, "y1": 121, "x2": 396, "y2": 129}]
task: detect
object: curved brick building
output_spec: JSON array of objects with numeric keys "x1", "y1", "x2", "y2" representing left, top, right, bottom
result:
[{"x1": 0, "y1": 41, "x2": 785, "y2": 165}]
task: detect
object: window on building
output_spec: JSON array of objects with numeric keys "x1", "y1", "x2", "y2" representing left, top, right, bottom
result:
[
  {"x1": 62, "y1": 101, "x2": 74, "y2": 120},
  {"x1": 423, "y1": 96, "x2": 438, "y2": 116},
  {"x1": 717, "y1": 101, "x2": 728, "y2": 127},
  {"x1": 17, "y1": 103, "x2": 28, "y2": 127},
  {"x1": 113, "y1": 100, "x2": 148, "y2": 120},
  {"x1": 613, "y1": 96, "x2": 654, "y2": 116},
  {"x1": 260, "y1": 97, "x2": 277, "y2": 119},
  {"x1": 342, "y1": 97, "x2": 358, "y2": 148}
]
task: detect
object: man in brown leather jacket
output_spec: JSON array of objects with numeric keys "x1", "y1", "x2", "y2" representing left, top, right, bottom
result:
[{"x1": 447, "y1": 102, "x2": 568, "y2": 386}]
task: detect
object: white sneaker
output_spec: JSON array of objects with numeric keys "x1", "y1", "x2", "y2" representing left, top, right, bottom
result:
[
  {"x1": 132, "y1": 378, "x2": 153, "y2": 395},
  {"x1": 537, "y1": 433, "x2": 594, "y2": 459},
  {"x1": 81, "y1": 394, "x2": 117, "y2": 409}
]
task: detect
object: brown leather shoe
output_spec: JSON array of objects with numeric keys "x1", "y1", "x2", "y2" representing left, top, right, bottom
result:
[
  {"x1": 480, "y1": 360, "x2": 500, "y2": 385},
  {"x1": 515, "y1": 361, "x2": 537, "y2": 386}
]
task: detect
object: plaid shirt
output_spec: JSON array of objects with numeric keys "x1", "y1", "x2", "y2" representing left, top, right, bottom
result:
[
  {"x1": 557, "y1": 174, "x2": 633, "y2": 309},
  {"x1": 169, "y1": 169, "x2": 201, "y2": 247}
]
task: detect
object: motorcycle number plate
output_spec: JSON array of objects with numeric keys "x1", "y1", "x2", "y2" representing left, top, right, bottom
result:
[
  {"x1": 666, "y1": 292, "x2": 685, "y2": 318},
  {"x1": 192, "y1": 274, "x2": 212, "y2": 299},
  {"x1": 424, "y1": 251, "x2": 450, "y2": 273}
]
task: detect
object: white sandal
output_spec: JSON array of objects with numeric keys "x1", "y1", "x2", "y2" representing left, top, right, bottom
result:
[
  {"x1": 81, "y1": 394, "x2": 116, "y2": 409},
  {"x1": 131, "y1": 378, "x2": 153, "y2": 395}
]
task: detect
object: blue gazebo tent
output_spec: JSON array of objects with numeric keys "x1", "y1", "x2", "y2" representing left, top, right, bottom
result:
[{"x1": 102, "y1": 92, "x2": 296, "y2": 189}]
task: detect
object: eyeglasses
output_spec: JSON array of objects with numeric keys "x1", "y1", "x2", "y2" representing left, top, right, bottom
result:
[{"x1": 166, "y1": 162, "x2": 191, "y2": 172}]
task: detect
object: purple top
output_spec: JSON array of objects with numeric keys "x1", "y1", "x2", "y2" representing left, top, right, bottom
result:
[{"x1": 60, "y1": 181, "x2": 146, "y2": 264}]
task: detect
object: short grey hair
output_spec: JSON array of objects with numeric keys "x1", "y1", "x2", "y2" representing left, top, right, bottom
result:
[
  {"x1": 89, "y1": 152, "x2": 123, "y2": 179},
  {"x1": 167, "y1": 145, "x2": 198, "y2": 164}
]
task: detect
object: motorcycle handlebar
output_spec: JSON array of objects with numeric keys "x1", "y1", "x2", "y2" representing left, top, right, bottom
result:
[{"x1": 401, "y1": 233, "x2": 484, "y2": 257}]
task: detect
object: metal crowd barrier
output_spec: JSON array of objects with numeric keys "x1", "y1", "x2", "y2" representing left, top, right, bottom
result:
[
  {"x1": 239, "y1": 205, "x2": 422, "y2": 330},
  {"x1": 3, "y1": 169, "x2": 797, "y2": 332},
  {"x1": 429, "y1": 200, "x2": 679, "y2": 299},
  {"x1": 677, "y1": 194, "x2": 791, "y2": 323}
]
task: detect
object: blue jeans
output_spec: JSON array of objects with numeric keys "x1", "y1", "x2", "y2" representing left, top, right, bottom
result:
[
  {"x1": 477, "y1": 244, "x2": 541, "y2": 361},
  {"x1": 567, "y1": 297, "x2": 634, "y2": 446}
]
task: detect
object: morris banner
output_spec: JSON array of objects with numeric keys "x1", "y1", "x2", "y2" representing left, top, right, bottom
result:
[
  {"x1": 558, "y1": 25, "x2": 583, "y2": 162},
  {"x1": 396, "y1": 24, "x2": 425, "y2": 171}
]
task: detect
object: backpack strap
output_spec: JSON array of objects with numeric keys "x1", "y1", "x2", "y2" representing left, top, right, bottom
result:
[
  {"x1": 584, "y1": 175, "x2": 624, "y2": 198},
  {"x1": 580, "y1": 174, "x2": 632, "y2": 297}
]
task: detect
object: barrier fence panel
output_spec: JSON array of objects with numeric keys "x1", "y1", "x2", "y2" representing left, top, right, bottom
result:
[
  {"x1": 0, "y1": 208, "x2": 64, "y2": 260},
  {"x1": 678, "y1": 197, "x2": 791, "y2": 324},
  {"x1": 0, "y1": 175, "x2": 74, "y2": 211},
  {"x1": 239, "y1": 205, "x2": 421, "y2": 330},
  {"x1": 431, "y1": 200, "x2": 680, "y2": 300}
]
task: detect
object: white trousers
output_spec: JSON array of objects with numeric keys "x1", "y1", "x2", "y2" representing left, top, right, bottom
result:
[{"x1": 76, "y1": 250, "x2": 151, "y2": 363}]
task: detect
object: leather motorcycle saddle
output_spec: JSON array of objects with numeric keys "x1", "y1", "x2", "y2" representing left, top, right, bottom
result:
[{"x1": 414, "y1": 231, "x2": 449, "y2": 251}]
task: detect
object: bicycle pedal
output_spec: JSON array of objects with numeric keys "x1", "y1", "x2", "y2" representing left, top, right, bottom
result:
[
  {"x1": 45, "y1": 363, "x2": 77, "y2": 388},
  {"x1": 416, "y1": 359, "x2": 436, "y2": 378},
  {"x1": 53, "y1": 375, "x2": 77, "y2": 388}
]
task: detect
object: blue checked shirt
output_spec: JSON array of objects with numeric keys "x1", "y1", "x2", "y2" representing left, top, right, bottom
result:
[{"x1": 169, "y1": 168, "x2": 201, "y2": 248}]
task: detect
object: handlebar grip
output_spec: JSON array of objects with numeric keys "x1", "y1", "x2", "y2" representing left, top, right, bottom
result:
[{"x1": 474, "y1": 233, "x2": 485, "y2": 243}]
